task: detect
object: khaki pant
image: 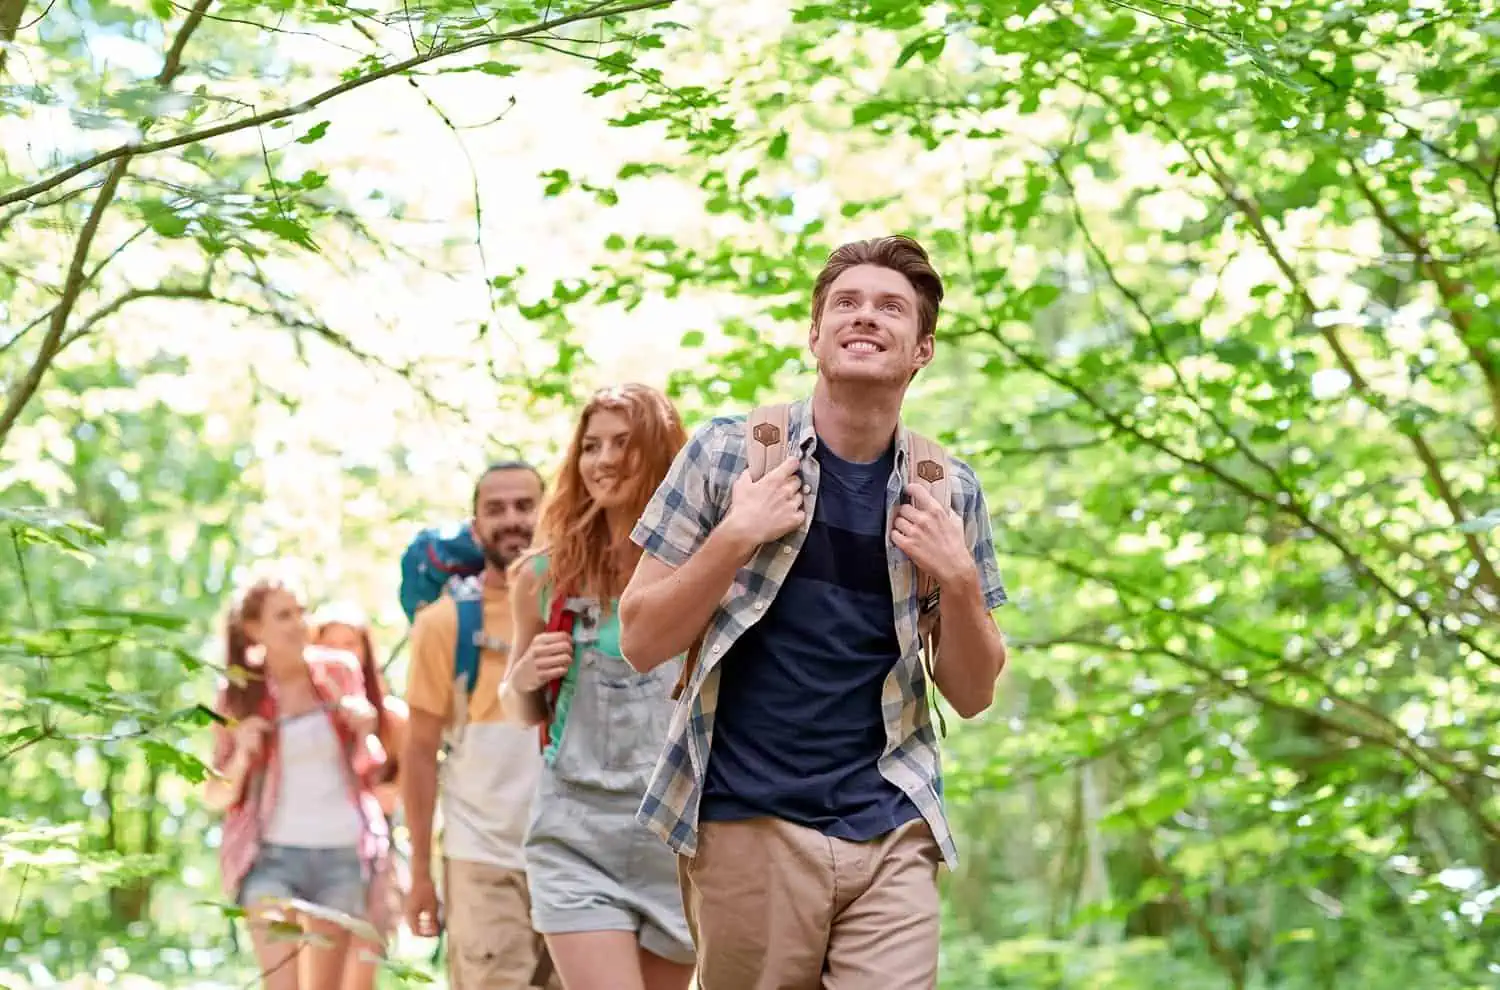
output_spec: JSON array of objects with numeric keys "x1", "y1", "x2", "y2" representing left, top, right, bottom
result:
[
  {"x1": 444, "y1": 858, "x2": 561, "y2": 990},
  {"x1": 677, "y1": 816, "x2": 941, "y2": 990}
]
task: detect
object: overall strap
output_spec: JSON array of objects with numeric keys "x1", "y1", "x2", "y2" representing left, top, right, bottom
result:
[{"x1": 904, "y1": 428, "x2": 952, "y2": 739}]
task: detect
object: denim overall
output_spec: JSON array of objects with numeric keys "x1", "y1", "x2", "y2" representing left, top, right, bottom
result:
[{"x1": 524, "y1": 592, "x2": 695, "y2": 963}]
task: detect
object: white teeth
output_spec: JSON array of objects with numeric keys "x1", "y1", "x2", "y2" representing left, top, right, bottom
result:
[{"x1": 846, "y1": 341, "x2": 879, "y2": 353}]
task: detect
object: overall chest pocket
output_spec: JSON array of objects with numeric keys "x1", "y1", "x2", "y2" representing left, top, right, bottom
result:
[{"x1": 555, "y1": 647, "x2": 680, "y2": 789}]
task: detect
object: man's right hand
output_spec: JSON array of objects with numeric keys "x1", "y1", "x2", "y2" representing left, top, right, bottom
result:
[
  {"x1": 724, "y1": 454, "x2": 805, "y2": 548},
  {"x1": 406, "y1": 871, "x2": 441, "y2": 938},
  {"x1": 508, "y1": 632, "x2": 573, "y2": 693}
]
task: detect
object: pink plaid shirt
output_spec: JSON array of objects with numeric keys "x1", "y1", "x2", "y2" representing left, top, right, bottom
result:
[{"x1": 212, "y1": 647, "x2": 390, "y2": 904}]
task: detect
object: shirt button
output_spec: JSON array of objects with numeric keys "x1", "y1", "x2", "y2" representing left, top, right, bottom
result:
[
  {"x1": 802, "y1": 483, "x2": 811, "y2": 494},
  {"x1": 711, "y1": 644, "x2": 722, "y2": 653},
  {"x1": 753, "y1": 602, "x2": 764, "y2": 611},
  {"x1": 783, "y1": 546, "x2": 793, "y2": 555}
]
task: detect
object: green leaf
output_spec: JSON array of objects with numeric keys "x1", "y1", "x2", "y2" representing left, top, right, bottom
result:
[
  {"x1": 140, "y1": 739, "x2": 210, "y2": 784},
  {"x1": 680, "y1": 330, "x2": 706, "y2": 348},
  {"x1": 895, "y1": 32, "x2": 946, "y2": 68},
  {"x1": 249, "y1": 214, "x2": 320, "y2": 252},
  {"x1": 137, "y1": 200, "x2": 190, "y2": 237},
  {"x1": 295, "y1": 120, "x2": 331, "y2": 145}
]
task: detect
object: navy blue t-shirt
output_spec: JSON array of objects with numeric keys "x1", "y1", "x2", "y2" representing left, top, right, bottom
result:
[{"x1": 700, "y1": 439, "x2": 921, "y2": 841}]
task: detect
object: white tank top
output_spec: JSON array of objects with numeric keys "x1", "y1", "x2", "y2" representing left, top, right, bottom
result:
[{"x1": 262, "y1": 709, "x2": 364, "y2": 848}]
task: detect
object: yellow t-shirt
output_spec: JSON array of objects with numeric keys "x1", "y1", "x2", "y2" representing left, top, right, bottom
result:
[{"x1": 406, "y1": 584, "x2": 540, "y2": 870}]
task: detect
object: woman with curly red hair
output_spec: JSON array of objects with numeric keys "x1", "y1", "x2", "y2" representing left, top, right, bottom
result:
[
  {"x1": 500, "y1": 383, "x2": 694, "y2": 990},
  {"x1": 204, "y1": 577, "x2": 390, "y2": 990}
]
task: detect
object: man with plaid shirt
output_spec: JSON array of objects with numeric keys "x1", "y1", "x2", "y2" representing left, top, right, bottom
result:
[{"x1": 619, "y1": 234, "x2": 1009, "y2": 988}]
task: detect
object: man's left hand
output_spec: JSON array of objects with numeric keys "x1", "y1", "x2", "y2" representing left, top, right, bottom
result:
[{"x1": 891, "y1": 484, "x2": 977, "y2": 589}]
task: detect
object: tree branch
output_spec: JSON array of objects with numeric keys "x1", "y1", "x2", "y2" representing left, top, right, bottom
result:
[
  {"x1": 0, "y1": 0, "x2": 675, "y2": 209},
  {"x1": 965, "y1": 313, "x2": 1498, "y2": 663},
  {"x1": 50, "y1": 277, "x2": 517, "y2": 443},
  {"x1": 5, "y1": 224, "x2": 153, "y2": 357},
  {"x1": 0, "y1": 0, "x2": 214, "y2": 454},
  {"x1": 1050, "y1": 154, "x2": 1311, "y2": 503},
  {"x1": 1198, "y1": 149, "x2": 1500, "y2": 596},
  {"x1": 0, "y1": 162, "x2": 127, "y2": 451},
  {"x1": 1046, "y1": 633, "x2": 1500, "y2": 848},
  {"x1": 1346, "y1": 161, "x2": 1500, "y2": 427},
  {"x1": 0, "y1": 180, "x2": 102, "y2": 236},
  {"x1": 1050, "y1": 70, "x2": 1499, "y2": 596},
  {"x1": 1131, "y1": 115, "x2": 1500, "y2": 599}
]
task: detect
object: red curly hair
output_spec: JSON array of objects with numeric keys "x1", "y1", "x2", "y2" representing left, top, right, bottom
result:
[{"x1": 534, "y1": 384, "x2": 687, "y2": 604}]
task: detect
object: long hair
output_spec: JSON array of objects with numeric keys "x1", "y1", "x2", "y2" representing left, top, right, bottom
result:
[
  {"x1": 535, "y1": 384, "x2": 687, "y2": 603},
  {"x1": 222, "y1": 578, "x2": 289, "y2": 720},
  {"x1": 310, "y1": 601, "x2": 388, "y2": 745}
]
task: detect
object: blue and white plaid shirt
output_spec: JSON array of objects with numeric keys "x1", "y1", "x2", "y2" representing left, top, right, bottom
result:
[{"x1": 630, "y1": 396, "x2": 1008, "y2": 868}]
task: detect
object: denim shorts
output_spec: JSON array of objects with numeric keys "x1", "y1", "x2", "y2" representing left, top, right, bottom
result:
[{"x1": 239, "y1": 843, "x2": 368, "y2": 919}]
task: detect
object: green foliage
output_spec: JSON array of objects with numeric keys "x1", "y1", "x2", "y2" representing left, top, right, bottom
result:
[
  {"x1": 3, "y1": 0, "x2": 1499, "y2": 984},
  {"x1": 581, "y1": 0, "x2": 1500, "y2": 986}
]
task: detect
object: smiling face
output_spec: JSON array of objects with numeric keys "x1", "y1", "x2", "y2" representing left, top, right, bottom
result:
[
  {"x1": 578, "y1": 408, "x2": 634, "y2": 511},
  {"x1": 243, "y1": 588, "x2": 308, "y2": 673},
  {"x1": 473, "y1": 467, "x2": 543, "y2": 569},
  {"x1": 809, "y1": 263, "x2": 934, "y2": 387}
]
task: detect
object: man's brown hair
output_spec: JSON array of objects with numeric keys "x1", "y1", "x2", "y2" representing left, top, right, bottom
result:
[{"x1": 810, "y1": 234, "x2": 945, "y2": 338}]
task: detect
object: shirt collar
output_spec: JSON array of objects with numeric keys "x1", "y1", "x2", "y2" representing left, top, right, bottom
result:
[{"x1": 788, "y1": 394, "x2": 914, "y2": 477}]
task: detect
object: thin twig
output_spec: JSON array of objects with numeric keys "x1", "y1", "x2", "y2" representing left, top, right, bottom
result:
[{"x1": 0, "y1": 0, "x2": 675, "y2": 209}]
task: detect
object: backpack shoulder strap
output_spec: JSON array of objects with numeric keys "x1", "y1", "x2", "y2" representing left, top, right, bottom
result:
[
  {"x1": 537, "y1": 589, "x2": 578, "y2": 753},
  {"x1": 670, "y1": 402, "x2": 790, "y2": 703},
  {"x1": 452, "y1": 580, "x2": 484, "y2": 698},
  {"x1": 903, "y1": 428, "x2": 952, "y2": 739},
  {"x1": 904, "y1": 428, "x2": 952, "y2": 517},
  {"x1": 745, "y1": 403, "x2": 792, "y2": 482}
]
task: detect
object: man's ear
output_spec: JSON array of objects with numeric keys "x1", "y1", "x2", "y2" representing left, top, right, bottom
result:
[{"x1": 914, "y1": 331, "x2": 935, "y2": 371}]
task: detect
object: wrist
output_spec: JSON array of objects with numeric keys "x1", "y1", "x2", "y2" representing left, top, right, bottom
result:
[
  {"x1": 937, "y1": 560, "x2": 982, "y2": 596},
  {"x1": 713, "y1": 513, "x2": 760, "y2": 562}
]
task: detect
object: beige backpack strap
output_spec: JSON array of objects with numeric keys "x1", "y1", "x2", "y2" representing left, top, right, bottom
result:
[
  {"x1": 904, "y1": 428, "x2": 951, "y2": 738},
  {"x1": 745, "y1": 402, "x2": 791, "y2": 482},
  {"x1": 671, "y1": 403, "x2": 792, "y2": 702}
]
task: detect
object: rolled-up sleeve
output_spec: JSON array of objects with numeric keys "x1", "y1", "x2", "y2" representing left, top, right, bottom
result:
[
  {"x1": 954, "y1": 459, "x2": 1008, "y2": 612},
  {"x1": 631, "y1": 418, "x2": 733, "y2": 568}
]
